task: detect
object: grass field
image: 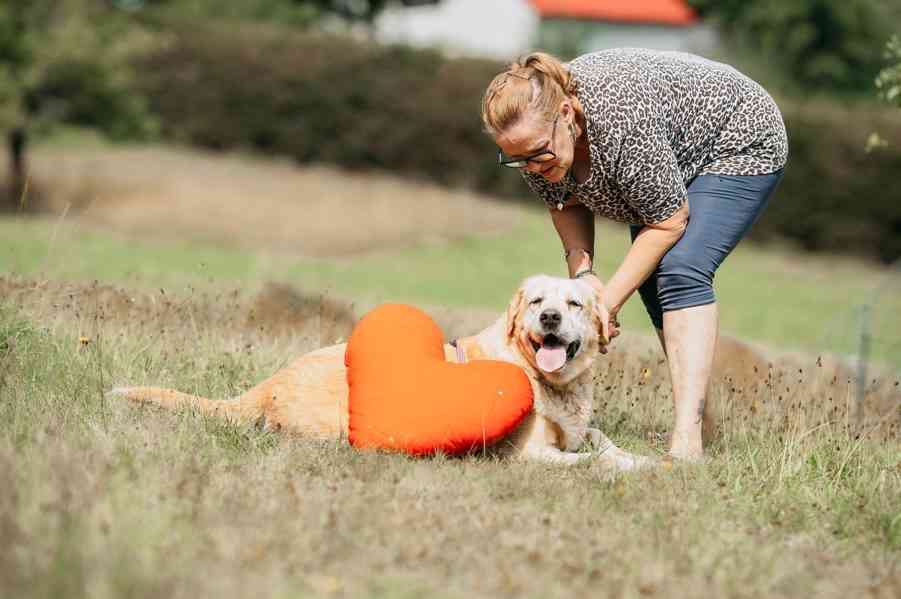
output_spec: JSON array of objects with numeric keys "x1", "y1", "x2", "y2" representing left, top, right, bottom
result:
[
  {"x1": 10, "y1": 142, "x2": 901, "y2": 365},
  {"x1": 1, "y1": 279, "x2": 899, "y2": 599},
  {"x1": 2, "y1": 205, "x2": 900, "y2": 364},
  {"x1": 1, "y1": 144, "x2": 899, "y2": 598}
]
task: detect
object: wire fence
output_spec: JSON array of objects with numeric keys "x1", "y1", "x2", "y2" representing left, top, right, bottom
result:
[{"x1": 848, "y1": 258, "x2": 901, "y2": 429}]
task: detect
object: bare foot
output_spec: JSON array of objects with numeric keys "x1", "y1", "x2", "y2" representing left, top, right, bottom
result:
[{"x1": 666, "y1": 448, "x2": 707, "y2": 465}]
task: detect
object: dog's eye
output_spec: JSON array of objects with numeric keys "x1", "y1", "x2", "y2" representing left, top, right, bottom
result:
[
  {"x1": 529, "y1": 297, "x2": 543, "y2": 306},
  {"x1": 567, "y1": 300, "x2": 583, "y2": 309}
]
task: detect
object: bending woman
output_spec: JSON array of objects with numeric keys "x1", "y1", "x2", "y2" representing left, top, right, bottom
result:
[{"x1": 481, "y1": 49, "x2": 788, "y2": 461}]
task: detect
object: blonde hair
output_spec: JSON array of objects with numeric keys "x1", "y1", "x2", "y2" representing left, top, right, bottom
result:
[{"x1": 481, "y1": 51, "x2": 576, "y2": 137}]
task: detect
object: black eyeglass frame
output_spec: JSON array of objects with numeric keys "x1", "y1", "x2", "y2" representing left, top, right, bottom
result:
[{"x1": 497, "y1": 114, "x2": 559, "y2": 169}]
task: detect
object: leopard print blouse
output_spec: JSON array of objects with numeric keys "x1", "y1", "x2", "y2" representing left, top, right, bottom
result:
[{"x1": 523, "y1": 49, "x2": 789, "y2": 224}]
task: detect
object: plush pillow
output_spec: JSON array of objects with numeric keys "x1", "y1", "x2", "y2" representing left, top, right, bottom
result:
[{"x1": 344, "y1": 303, "x2": 533, "y2": 455}]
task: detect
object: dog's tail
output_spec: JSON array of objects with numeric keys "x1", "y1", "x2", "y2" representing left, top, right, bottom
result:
[{"x1": 109, "y1": 386, "x2": 262, "y2": 424}]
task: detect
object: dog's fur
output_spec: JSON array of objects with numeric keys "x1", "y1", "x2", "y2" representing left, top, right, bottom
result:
[{"x1": 112, "y1": 275, "x2": 653, "y2": 470}]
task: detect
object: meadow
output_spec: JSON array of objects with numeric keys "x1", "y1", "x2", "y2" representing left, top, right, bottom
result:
[{"x1": 1, "y1": 143, "x2": 899, "y2": 598}]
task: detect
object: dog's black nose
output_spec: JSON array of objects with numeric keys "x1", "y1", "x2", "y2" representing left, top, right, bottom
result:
[{"x1": 539, "y1": 309, "x2": 561, "y2": 330}]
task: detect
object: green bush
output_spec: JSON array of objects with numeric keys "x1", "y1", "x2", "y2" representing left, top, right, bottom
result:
[
  {"x1": 136, "y1": 24, "x2": 901, "y2": 263},
  {"x1": 687, "y1": 0, "x2": 901, "y2": 95},
  {"x1": 137, "y1": 0, "x2": 321, "y2": 27},
  {"x1": 0, "y1": 0, "x2": 157, "y2": 139},
  {"x1": 876, "y1": 35, "x2": 901, "y2": 108},
  {"x1": 765, "y1": 99, "x2": 901, "y2": 262},
  {"x1": 29, "y1": 57, "x2": 157, "y2": 140},
  {"x1": 137, "y1": 23, "x2": 524, "y2": 196}
]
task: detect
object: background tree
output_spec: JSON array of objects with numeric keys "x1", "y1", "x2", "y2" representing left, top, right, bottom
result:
[
  {"x1": 134, "y1": 0, "x2": 323, "y2": 27},
  {"x1": 0, "y1": 0, "x2": 155, "y2": 211},
  {"x1": 138, "y1": 0, "x2": 440, "y2": 28},
  {"x1": 306, "y1": 0, "x2": 440, "y2": 26},
  {"x1": 866, "y1": 35, "x2": 901, "y2": 152},
  {"x1": 688, "y1": 0, "x2": 901, "y2": 94},
  {"x1": 876, "y1": 35, "x2": 901, "y2": 108}
]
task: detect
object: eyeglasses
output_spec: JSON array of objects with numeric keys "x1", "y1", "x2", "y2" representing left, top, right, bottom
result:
[{"x1": 498, "y1": 114, "x2": 559, "y2": 169}]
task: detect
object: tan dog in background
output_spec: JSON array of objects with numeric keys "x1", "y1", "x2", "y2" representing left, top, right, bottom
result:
[{"x1": 113, "y1": 275, "x2": 655, "y2": 470}]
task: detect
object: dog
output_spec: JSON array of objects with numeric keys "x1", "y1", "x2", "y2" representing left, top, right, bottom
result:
[{"x1": 112, "y1": 275, "x2": 654, "y2": 470}]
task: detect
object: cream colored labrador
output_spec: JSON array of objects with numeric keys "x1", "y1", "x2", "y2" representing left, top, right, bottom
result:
[{"x1": 112, "y1": 275, "x2": 654, "y2": 470}]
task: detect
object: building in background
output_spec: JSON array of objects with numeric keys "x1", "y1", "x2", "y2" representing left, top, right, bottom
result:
[
  {"x1": 376, "y1": 0, "x2": 538, "y2": 60},
  {"x1": 376, "y1": 0, "x2": 716, "y2": 60},
  {"x1": 530, "y1": 0, "x2": 716, "y2": 57}
]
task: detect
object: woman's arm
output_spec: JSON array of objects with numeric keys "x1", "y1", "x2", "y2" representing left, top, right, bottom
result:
[
  {"x1": 549, "y1": 199, "x2": 618, "y2": 346},
  {"x1": 604, "y1": 200, "x2": 689, "y2": 315},
  {"x1": 549, "y1": 197, "x2": 595, "y2": 276}
]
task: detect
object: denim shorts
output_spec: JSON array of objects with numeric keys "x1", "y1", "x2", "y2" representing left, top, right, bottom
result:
[{"x1": 629, "y1": 170, "x2": 784, "y2": 330}]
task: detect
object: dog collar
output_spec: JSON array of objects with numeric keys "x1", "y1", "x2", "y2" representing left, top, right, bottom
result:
[
  {"x1": 456, "y1": 343, "x2": 467, "y2": 364},
  {"x1": 449, "y1": 338, "x2": 467, "y2": 364},
  {"x1": 453, "y1": 337, "x2": 489, "y2": 364},
  {"x1": 449, "y1": 336, "x2": 485, "y2": 364}
]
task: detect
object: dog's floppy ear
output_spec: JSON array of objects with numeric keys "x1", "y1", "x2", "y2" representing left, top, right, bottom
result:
[{"x1": 505, "y1": 287, "x2": 526, "y2": 341}]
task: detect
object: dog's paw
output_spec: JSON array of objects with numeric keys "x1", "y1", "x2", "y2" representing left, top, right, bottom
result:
[
  {"x1": 593, "y1": 445, "x2": 660, "y2": 473},
  {"x1": 585, "y1": 427, "x2": 603, "y2": 449},
  {"x1": 629, "y1": 453, "x2": 661, "y2": 471}
]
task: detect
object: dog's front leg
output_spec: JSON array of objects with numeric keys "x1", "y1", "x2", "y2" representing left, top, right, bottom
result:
[
  {"x1": 588, "y1": 429, "x2": 659, "y2": 471},
  {"x1": 521, "y1": 442, "x2": 594, "y2": 465}
]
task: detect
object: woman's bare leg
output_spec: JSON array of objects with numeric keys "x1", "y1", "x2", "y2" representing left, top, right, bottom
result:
[{"x1": 661, "y1": 302, "x2": 718, "y2": 460}]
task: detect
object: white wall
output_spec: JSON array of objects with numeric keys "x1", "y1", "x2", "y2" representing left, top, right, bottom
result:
[
  {"x1": 582, "y1": 23, "x2": 718, "y2": 54},
  {"x1": 375, "y1": 0, "x2": 539, "y2": 60}
]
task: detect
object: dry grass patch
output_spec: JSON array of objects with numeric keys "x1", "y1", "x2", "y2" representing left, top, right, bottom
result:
[
  {"x1": 29, "y1": 144, "x2": 521, "y2": 257},
  {"x1": 0, "y1": 275, "x2": 498, "y2": 350},
  {"x1": 1, "y1": 278, "x2": 899, "y2": 598}
]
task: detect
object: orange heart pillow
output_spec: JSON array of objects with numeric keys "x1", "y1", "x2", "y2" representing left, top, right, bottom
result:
[{"x1": 344, "y1": 303, "x2": 533, "y2": 455}]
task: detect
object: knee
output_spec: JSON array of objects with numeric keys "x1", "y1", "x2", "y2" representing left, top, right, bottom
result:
[
  {"x1": 636, "y1": 276, "x2": 664, "y2": 330},
  {"x1": 656, "y1": 247, "x2": 715, "y2": 312}
]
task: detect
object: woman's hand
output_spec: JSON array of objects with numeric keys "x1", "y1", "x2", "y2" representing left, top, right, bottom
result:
[{"x1": 581, "y1": 273, "x2": 620, "y2": 352}]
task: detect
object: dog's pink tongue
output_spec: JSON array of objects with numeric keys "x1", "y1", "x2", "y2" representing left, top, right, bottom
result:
[{"x1": 536, "y1": 346, "x2": 566, "y2": 372}]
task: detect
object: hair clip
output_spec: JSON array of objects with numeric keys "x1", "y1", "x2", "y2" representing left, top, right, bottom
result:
[{"x1": 505, "y1": 71, "x2": 532, "y2": 81}]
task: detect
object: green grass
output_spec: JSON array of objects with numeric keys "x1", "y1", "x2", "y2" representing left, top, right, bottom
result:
[
  {"x1": 2, "y1": 212, "x2": 900, "y2": 364},
  {"x1": 4, "y1": 129, "x2": 898, "y2": 599},
  {"x1": 0, "y1": 299, "x2": 898, "y2": 599},
  {"x1": 2, "y1": 195, "x2": 899, "y2": 598}
]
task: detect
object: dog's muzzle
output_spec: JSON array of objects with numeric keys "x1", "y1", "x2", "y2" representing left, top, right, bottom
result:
[
  {"x1": 531, "y1": 333, "x2": 582, "y2": 372},
  {"x1": 539, "y1": 309, "x2": 562, "y2": 332}
]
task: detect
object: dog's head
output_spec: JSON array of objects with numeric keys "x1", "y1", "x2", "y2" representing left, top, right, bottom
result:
[{"x1": 505, "y1": 274, "x2": 607, "y2": 386}]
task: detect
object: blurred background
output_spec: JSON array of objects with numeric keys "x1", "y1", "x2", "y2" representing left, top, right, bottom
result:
[{"x1": 1, "y1": 0, "x2": 900, "y2": 367}]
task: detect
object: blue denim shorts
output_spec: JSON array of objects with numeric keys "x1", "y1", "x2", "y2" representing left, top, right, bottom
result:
[{"x1": 629, "y1": 170, "x2": 784, "y2": 330}]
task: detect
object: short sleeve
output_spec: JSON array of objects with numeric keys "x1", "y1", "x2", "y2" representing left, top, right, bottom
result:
[
  {"x1": 522, "y1": 172, "x2": 570, "y2": 210},
  {"x1": 616, "y1": 123, "x2": 686, "y2": 224}
]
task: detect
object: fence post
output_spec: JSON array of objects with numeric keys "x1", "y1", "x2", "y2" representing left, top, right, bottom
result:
[
  {"x1": 855, "y1": 303, "x2": 871, "y2": 430},
  {"x1": 855, "y1": 257, "x2": 901, "y2": 432}
]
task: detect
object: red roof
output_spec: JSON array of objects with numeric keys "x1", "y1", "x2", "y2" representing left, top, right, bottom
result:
[{"x1": 528, "y1": 0, "x2": 698, "y2": 26}]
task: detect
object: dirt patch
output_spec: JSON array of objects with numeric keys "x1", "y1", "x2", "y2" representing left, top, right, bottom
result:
[
  {"x1": 28, "y1": 145, "x2": 523, "y2": 257},
  {"x1": 0, "y1": 276, "x2": 350, "y2": 348},
  {"x1": 0, "y1": 275, "x2": 497, "y2": 349}
]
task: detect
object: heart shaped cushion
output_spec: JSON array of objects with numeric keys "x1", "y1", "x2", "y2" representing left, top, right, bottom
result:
[{"x1": 344, "y1": 303, "x2": 533, "y2": 455}]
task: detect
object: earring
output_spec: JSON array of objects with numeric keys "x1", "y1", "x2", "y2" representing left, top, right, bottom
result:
[{"x1": 568, "y1": 123, "x2": 576, "y2": 144}]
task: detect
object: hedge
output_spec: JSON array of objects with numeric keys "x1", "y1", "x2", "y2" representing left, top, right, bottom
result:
[
  {"x1": 137, "y1": 23, "x2": 524, "y2": 196},
  {"x1": 135, "y1": 23, "x2": 901, "y2": 263}
]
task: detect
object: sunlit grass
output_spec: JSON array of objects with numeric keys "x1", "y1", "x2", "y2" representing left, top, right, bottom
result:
[
  {"x1": 3, "y1": 212, "x2": 899, "y2": 364},
  {"x1": 0, "y1": 298, "x2": 897, "y2": 599},
  {"x1": 3, "y1": 124, "x2": 898, "y2": 599}
]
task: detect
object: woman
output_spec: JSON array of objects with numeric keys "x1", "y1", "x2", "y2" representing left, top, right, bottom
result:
[{"x1": 481, "y1": 49, "x2": 787, "y2": 461}]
